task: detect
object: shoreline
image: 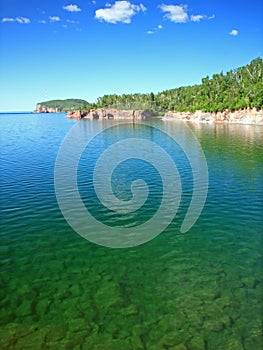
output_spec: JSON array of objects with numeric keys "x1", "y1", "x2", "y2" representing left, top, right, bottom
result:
[
  {"x1": 162, "y1": 108, "x2": 263, "y2": 125},
  {"x1": 66, "y1": 108, "x2": 155, "y2": 120},
  {"x1": 66, "y1": 107, "x2": 263, "y2": 126}
]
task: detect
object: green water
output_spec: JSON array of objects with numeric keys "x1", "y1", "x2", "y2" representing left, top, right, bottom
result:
[{"x1": 0, "y1": 114, "x2": 262, "y2": 349}]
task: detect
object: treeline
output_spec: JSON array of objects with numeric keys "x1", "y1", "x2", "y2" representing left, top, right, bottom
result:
[{"x1": 86, "y1": 58, "x2": 263, "y2": 114}]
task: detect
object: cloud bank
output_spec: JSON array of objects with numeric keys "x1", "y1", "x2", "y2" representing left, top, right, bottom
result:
[{"x1": 1, "y1": 3, "x2": 215, "y2": 29}]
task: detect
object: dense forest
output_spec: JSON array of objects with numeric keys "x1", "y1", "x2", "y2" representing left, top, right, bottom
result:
[
  {"x1": 87, "y1": 58, "x2": 263, "y2": 114},
  {"x1": 37, "y1": 99, "x2": 88, "y2": 112},
  {"x1": 37, "y1": 58, "x2": 263, "y2": 114}
]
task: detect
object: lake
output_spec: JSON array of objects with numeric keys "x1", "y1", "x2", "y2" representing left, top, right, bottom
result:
[{"x1": 0, "y1": 113, "x2": 262, "y2": 349}]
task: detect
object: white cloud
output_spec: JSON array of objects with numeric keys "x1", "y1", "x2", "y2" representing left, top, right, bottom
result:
[
  {"x1": 66, "y1": 19, "x2": 79, "y2": 24},
  {"x1": 140, "y1": 4, "x2": 147, "y2": 12},
  {"x1": 159, "y1": 4, "x2": 188, "y2": 23},
  {"x1": 63, "y1": 4, "x2": 81, "y2": 12},
  {"x1": 95, "y1": 1, "x2": 147, "y2": 24},
  {"x1": 190, "y1": 14, "x2": 215, "y2": 22},
  {"x1": 229, "y1": 29, "x2": 238, "y2": 36},
  {"x1": 1, "y1": 17, "x2": 16, "y2": 22},
  {"x1": 49, "y1": 16, "x2": 61, "y2": 22},
  {"x1": 39, "y1": 20, "x2": 47, "y2": 24},
  {"x1": 16, "y1": 17, "x2": 30, "y2": 24},
  {"x1": 159, "y1": 4, "x2": 214, "y2": 24},
  {"x1": 147, "y1": 24, "x2": 163, "y2": 34},
  {"x1": 1, "y1": 16, "x2": 30, "y2": 24},
  {"x1": 190, "y1": 14, "x2": 205, "y2": 22}
]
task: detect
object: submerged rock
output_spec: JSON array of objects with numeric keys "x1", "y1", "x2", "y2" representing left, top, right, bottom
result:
[{"x1": 94, "y1": 281, "x2": 122, "y2": 309}]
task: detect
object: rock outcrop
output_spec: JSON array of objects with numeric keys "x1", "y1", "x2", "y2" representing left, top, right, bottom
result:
[
  {"x1": 66, "y1": 107, "x2": 263, "y2": 125},
  {"x1": 34, "y1": 104, "x2": 60, "y2": 113},
  {"x1": 162, "y1": 108, "x2": 263, "y2": 125},
  {"x1": 67, "y1": 109, "x2": 156, "y2": 120}
]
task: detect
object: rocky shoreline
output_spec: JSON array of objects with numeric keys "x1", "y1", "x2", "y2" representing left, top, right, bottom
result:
[
  {"x1": 34, "y1": 104, "x2": 60, "y2": 113},
  {"x1": 67, "y1": 109, "x2": 155, "y2": 120},
  {"x1": 162, "y1": 108, "x2": 263, "y2": 125},
  {"x1": 66, "y1": 107, "x2": 263, "y2": 125}
]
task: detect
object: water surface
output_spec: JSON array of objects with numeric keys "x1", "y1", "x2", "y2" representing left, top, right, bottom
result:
[{"x1": 0, "y1": 113, "x2": 262, "y2": 349}]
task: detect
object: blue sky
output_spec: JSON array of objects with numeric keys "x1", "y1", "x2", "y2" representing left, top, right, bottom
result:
[{"x1": 0, "y1": 0, "x2": 262, "y2": 111}]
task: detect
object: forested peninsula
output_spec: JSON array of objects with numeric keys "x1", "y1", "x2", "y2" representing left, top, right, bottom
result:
[
  {"x1": 35, "y1": 99, "x2": 87, "y2": 113},
  {"x1": 35, "y1": 58, "x2": 263, "y2": 123}
]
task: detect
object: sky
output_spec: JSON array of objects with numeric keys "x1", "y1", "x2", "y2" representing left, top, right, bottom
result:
[{"x1": 0, "y1": 0, "x2": 262, "y2": 111}]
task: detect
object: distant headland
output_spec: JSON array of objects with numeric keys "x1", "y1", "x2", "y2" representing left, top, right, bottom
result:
[
  {"x1": 34, "y1": 58, "x2": 263, "y2": 125},
  {"x1": 34, "y1": 99, "x2": 87, "y2": 113}
]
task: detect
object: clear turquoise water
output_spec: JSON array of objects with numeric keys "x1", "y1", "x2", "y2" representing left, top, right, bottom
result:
[{"x1": 0, "y1": 113, "x2": 262, "y2": 349}]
